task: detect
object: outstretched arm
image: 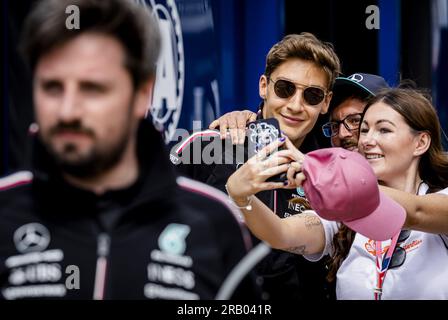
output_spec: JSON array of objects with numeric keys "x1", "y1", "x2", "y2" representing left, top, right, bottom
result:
[
  {"x1": 225, "y1": 139, "x2": 326, "y2": 255},
  {"x1": 380, "y1": 185, "x2": 448, "y2": 234}
]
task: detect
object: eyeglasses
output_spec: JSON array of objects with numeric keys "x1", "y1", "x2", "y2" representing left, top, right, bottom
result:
[
  {"x1": 389, "y1": 229, "x2": 411, "y2": 269},
  {"x1": 268, "y1": 78, "x2": 328, "y2": 106},
  {"x1": 322, "y1": 113, "x2": 363, "y2": 138}
]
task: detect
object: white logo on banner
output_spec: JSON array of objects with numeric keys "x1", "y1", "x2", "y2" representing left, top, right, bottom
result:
[{"x1": 139, "y1": 0, "x2": 185, "y2": 143}]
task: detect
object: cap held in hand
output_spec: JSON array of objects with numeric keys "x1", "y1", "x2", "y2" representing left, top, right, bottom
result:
[{"x1": 302, "y1": 148, "x2": 405, "y2": 241}]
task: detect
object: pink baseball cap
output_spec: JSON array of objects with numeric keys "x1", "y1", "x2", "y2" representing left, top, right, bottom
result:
[{"x1": 302, "y1": 147, "x2": 406, "y2": 241}]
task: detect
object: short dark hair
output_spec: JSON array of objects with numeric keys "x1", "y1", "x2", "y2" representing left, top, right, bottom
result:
[
  {"x1": 20, "y1": 0, "x2": 160, "y2": 88},
  {"x1": 265, "y1": 33, "x2": 341, "y2": 90}
]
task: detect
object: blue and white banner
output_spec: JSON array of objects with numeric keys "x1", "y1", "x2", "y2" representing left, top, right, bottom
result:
[{"x1": 139, "y1": 0, "x2": 220, "y2": 143}]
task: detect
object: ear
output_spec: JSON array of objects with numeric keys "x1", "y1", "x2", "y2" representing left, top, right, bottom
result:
[
  {"x1": 413, "y1": 131, "x2": 431, "y2": 156},
  {"x1": 134, "y1": 78, "x2": 155, "y2": 119},
  {"x1": 259, "y1": 75, "x2": 268, "y2": 100},
  {"x1": 320, "y1": 91, "x2": 332, "y2": 115}
]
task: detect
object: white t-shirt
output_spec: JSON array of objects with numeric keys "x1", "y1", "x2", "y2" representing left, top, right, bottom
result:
[{"x1": 305, "y1": 184, "x2": 448, "y2": 300}]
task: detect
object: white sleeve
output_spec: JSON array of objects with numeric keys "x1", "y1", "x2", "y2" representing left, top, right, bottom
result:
[
  {"x1": 436, "y1": 186, "x2": 448, "y2": 196},
  {"x1": 303, "y1": 211, "x2": 340, "y2": 262},
  {"x1": 440, "y1": 234, "x2": 448, "y2": 249},
  {"x1": 435, "y1": 187, "x2": 448, "y2": 240}
]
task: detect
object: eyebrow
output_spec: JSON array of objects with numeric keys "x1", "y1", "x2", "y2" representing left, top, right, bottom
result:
[
  {"x1": 362, "y1": 119, "x2": 397, "y2": 127},
  {"x1": 36, "y1": 77, "x2": 113, "y2": 87}
]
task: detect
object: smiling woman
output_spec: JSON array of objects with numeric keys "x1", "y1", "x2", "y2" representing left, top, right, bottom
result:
[
  {"x1": 359, "y1": 87, "x2": 448, "y2": 192},
  {"x1": 327, "y1": 86, "x2": 448, "y2": 299}
]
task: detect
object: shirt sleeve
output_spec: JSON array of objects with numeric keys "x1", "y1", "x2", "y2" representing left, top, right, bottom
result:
[
  {"x1": 435, "y1": 187, "x2": 448, "y2": 239},
  {"x1": 302, "y1": 211, "x2": 340, "y2": 262}
]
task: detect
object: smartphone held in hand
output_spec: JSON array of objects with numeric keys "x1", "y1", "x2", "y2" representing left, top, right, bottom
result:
[{"x1": 246, "y1": 118, "x2": 288, "y2": 183}]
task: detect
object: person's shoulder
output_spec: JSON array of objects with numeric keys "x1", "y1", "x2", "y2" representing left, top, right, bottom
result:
[
  {"x1": 169, "y1": 129, "x2": 222, "y2": 163},
  {"x1": 175, "y1": 176, "x2": 251, "y2": 247},
  {"x1": 175, "y1": 176, "x2": 241, "y2": 221},
  {"x1": 169, "y1": 129, "x2": 242, "y2": 185},
  {"x1": 0, "y1": 171, "x2": 33, "y2": 197},
  {"x1": 0, "y1": 171, "x2": 34, "y2": 217},
  {"x1": 435, "y1": 185, "x2": 448, "y2": 196}
]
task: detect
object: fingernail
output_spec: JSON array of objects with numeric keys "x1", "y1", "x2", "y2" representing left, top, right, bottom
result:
[
  {"x1": 279, "y1": 137, "x2": 286, "y2": 142},
  {"x1": 283, "y1": 180, "x2": 288, "y2": 186}
]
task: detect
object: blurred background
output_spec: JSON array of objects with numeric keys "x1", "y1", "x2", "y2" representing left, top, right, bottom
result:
[{"x1": 3, "y1": 0, "x2": 448, "y2": 175}]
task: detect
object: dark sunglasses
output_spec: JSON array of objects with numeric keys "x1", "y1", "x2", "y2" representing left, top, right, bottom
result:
[
  {"x1": 268, "y1": 78, "x2": 328, "y2": 106},
  {"x1": 389, "y1": 229, "x2": 411, "y2": 269},
  {"x1": 322, "y1": 113, "x2": 363, "y2": 138}
]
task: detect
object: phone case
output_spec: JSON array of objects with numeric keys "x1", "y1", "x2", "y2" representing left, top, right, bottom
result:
[{"x1": 246, "y1": 118, "x2": 287, "y2": 183}]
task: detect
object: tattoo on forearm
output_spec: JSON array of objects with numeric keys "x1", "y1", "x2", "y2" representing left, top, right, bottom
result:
[
  {"x1": 284, "y1": 245, "x2": 307, "y2": 255},
  {"x1": 304, "y1": 214, "x2": 322, "y2": 229},
  {"x1": 281, "y1": 213, "x2": 321, "y2": 255}
]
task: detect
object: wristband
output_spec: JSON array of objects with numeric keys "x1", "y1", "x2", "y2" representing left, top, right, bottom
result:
[{"x1": 224, "y1": 184, "x2": 253, "y2": 211}]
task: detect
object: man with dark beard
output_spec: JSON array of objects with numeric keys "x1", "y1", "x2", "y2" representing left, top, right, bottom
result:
[
  {"x1": 0, "y1": 0, "x2": 255, "y2": 300},
  {"x1": 320, "y1": 73, "x2": 389, "y2": 151}
]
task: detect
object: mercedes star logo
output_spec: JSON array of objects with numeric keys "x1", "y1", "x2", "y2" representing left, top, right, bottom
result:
[
  {"x1": 13, "y1": 223, "x2": 51, "y2": 253},
  {"x1": 348, "y1": 73, "x2": 364, "y2": 83}
]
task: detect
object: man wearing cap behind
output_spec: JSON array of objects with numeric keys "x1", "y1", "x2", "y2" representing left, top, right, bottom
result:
[
  {"x1": 224, "y1": 86, "x2": 448, "y2": 299},
  {"x1": 320, "y1": 73, "x2": 389, "y2": 151}
]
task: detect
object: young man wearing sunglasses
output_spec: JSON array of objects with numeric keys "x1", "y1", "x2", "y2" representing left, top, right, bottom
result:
[{"x1": 173, "y1": 33, "x2": 341, "y2": 300}]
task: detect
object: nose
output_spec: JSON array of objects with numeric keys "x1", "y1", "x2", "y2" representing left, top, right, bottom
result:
[
  {"x1": 359, "y1": 129, "x2": 377, "y2": 149},
  {"x1": 338, "y1": 122, "x2": 353, "y2": 139},
  {"x1": 58, "y1": 84, "x2": 81, "y2": 122},
  {"x1": 286, "y1": 89, "x2": 306, "y2": 113}
]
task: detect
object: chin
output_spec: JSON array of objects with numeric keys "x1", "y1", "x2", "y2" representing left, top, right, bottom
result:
[
  {"x1": 346, "y1": 146, "x2": 358, "y2": 152},
  {"x1": 281, "y1": 128, "x2": 297, "y2": 140},
  {"x1": 371, "y1": 167, "x2": 384, "y2": 180}
]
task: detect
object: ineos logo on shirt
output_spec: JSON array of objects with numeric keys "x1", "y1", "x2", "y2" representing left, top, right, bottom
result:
[{"x1": 13, "y1": 223, "x2": 51, "y2": 254}]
